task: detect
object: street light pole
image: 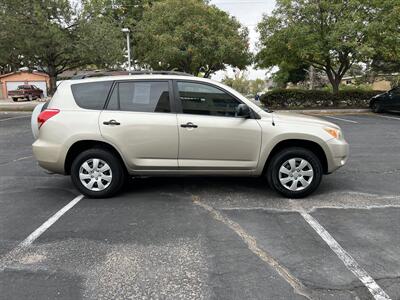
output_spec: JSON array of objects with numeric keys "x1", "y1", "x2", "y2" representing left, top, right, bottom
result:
[{"x1": 122, "y1": 28, "x2": 131, "y2": 75}]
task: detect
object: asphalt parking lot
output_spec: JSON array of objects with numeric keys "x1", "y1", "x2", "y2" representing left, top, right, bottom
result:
[{"x1": 0, "y1": 111, "x2": 399, "y2": 300}]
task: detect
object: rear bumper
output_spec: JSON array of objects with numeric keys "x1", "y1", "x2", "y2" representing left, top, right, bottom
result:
[
  {"x1": 32, "y1": 139, "x2": 66, "y2": 174},
  {"x1": 325, "y1": 138, "x2": 349, "y2": 173}
]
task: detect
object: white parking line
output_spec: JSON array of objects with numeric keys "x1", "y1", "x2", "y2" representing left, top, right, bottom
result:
[
  {"x1": 19, "y1": 195, "x2": 84, "y2": 247},
  {"x1": 0, "y1": 195, "x2": 84, "y2": 270},
  {"x1": 300, "y1": 211, "x2": 391, "y2": 300},
  {"x1": 325, "y1": 116, "x2": 358, "y2": 124},
  {"x1": 0, "y1": 115, "x2": 30, "y2": 122},
  {"x1": 193, "y1": 196, "x2": 312, "y2": 299},
  {"x1": 376, "y1": 115, "x2": 400, "y2": 121}
]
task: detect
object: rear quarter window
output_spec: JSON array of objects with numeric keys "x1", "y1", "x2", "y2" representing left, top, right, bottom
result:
[{"x1": 71, "y1": 81, "x2": 113, "y2": 110}]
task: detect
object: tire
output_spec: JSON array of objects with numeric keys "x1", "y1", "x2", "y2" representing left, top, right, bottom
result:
[
  {"x1": 371, "y1": 101, "x2": 383, "y2": 113},
  {"x1": 71, "y1": 148, "x2": 126, "y2": 198},
  {"x1": 12, "y1": 97, "x2": 18, "y2": 102},
  {"x1": 266, "y1": 147, "x2": 323, "y2": 198},
  {"x1": 27, "y1": 94, "x2": 33, "y2": 101}
]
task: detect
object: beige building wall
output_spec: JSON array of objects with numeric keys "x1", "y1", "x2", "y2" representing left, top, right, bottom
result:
[{"x1": 372, "y1": 80, "x2": 391, "y2": 91}]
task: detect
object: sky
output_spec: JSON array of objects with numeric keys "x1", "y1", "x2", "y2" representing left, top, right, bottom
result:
[{"x1": 209, "y1": 0, "x2": 277, "y2": 81}]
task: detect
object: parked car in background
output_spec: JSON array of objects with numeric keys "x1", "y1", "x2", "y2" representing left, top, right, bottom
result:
[
  {"x1": 370, "y1": 87, "x2": 400, "y2": 113},
  {"x1": 31, "y1": 73, "x2": 349, "y2": 199},
  {"x1": 8, "y1": 84, "x2": 43, "y2": 102}
]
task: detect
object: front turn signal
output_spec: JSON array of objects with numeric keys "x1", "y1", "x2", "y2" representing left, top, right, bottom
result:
[{"x1": 324, "y1": 127, "x2": 341, "y2": 139}]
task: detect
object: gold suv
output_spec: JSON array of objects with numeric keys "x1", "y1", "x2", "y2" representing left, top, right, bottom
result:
[{"x1": 31, "y1": 74, "x2": 349, "y2": 198}]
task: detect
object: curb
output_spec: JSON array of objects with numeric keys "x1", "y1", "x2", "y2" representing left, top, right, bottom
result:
[
  {"x1": 0, "y1": 103, "x2": 371, "y2": 114},
  {"x1": 0, "y1": 101, "x2": 42, "y2": 112},
  {"x1": 275, "y1": 109, "x2": 371, "y2": 115}
]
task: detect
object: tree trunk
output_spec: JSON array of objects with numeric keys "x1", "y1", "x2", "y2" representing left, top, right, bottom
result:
[
  {"x1": 47, "y1": 65, "x2": 57, "y2": 96},
  {"x1": 331, "y1": 79, "x2": 340, "y2": 95},
  {"x1": 325, "y1": 69, "x2": 341, "y2": 95},
  {"x1": 49, "y1": 75, "x2": 57, "y2": 96}
]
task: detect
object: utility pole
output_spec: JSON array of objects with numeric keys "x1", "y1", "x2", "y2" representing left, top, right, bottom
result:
[{"x1": 122, "y1": 28, "x2": 131, "y2": 75}]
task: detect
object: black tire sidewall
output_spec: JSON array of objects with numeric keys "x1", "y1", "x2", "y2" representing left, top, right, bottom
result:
[
  {"x1": 71, "y1": 148, "x2": 125, "y2": 198},
  {"x1": 372, "y1": 101, "x2": 383, "y2": 113},
  {"x1": 267, "y1": 147, "x2": 323, "y2": 198}
]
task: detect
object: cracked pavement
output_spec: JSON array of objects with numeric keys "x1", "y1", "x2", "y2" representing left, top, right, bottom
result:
[{"x1": 0, "y1": 112, "x2": 399, "y2": 299}]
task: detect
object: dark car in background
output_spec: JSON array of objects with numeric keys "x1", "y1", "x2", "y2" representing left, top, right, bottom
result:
[
  {"x1": 370, "y1": 87, "x2": 400, "y2": 113},
  {"x1": 8, "y1": 85, "x2": 43, "y2": 102}
]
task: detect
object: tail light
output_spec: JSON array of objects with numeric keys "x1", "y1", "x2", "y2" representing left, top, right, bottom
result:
[{"x1": 38, "y1": 109, "x2": 60, "y2": 128}]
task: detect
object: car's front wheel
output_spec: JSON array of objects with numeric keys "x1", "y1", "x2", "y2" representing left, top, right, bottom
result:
[
  {"x1": 267, "y1": 147, "x2": 323, "y2": 198},
  {"x1": 371, "y1": 101, "x2": 383, "y2": 113},
  {"x1": 71, "y1": 148, "x2": 126, "y2": 198}
]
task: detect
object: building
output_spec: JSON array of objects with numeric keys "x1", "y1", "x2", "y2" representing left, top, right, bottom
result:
[
  {"x1": 0, "y1": 71, "x2": 49, "y2": 99},
  {"x1": 341, "y1": 74, "x2": 398, "y2": 91}
]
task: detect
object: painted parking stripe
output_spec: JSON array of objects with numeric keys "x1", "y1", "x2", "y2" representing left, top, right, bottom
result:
[
  {"x1": 376, "y1": 115, "x2": 400, "y2": 121},
  {"x1": 0, "y1": 115, "x2": 30, "y2": 122},
  {"x1": 301, "y1": 211, "x2": 391, "y2": 300},
  {"x1": 0, "y1": 195, "x2": 84, "y2": 270},
  {"x1": 193, "y1": 196, "x2": 312, "y2": 299},
  {"x1": 324, "y1": 116, "x2": 358, "y2": 124},
  {"x1": 19, "y1": 194, "x2": 84, "y2": 247}
]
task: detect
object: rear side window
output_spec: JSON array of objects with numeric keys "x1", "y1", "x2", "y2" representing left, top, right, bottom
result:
[
  {"x1": 107, "y1": 81, "x2": 170, "y2": 113},
  {"x1": 71, "y1": 81, "x2": 113, "y2": 110}
]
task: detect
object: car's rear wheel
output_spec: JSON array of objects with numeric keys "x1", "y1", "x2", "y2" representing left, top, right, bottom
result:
[
  {"x1": 71, "y1": 148, "x2": 125, "y2": 198},
  {"x1": 267, "y1": 147, "x2": 323, "y2": 198},
  {"x1": 27, "y1": 94, "x2": 33, "y2": 101},
  {"x1": 371, "y1": 101, "x2": 383, "y2": 113},
  {"x1": 12, "y1": 97, "x2": 18, "y2": 102}
]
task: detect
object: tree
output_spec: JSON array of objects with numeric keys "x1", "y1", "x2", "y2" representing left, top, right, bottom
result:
[
  {"x1": 249, "y1": 79, "x2": 266, "y2": 95},
  {"x1": 222, "y1": 72, "x2": 250, "y2": 95},
  {"x1": 255, "y1": 0, "x2": 398, "y2": 94},
  {"x1": 134, "y1": 0, "x2": 252, "y2": 77},
  {"x1": 1, "y1": 0, "x2": 124, "y2": 94},
  {"x1": 271, "y1": 63, "x2": 309, "y2": 88}
]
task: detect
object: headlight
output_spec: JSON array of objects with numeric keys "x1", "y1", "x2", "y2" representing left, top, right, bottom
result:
[{"x1": 324, "y1": 127, "x2": 342, "y2": 140}]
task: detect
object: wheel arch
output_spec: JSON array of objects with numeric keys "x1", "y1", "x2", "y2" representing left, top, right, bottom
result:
[
  {"x1": 262, "y1": 139, "x2": 329, "y2": 175},
  {"x1": 64, "y1": 140, "x2": 127, "y2": 175}
]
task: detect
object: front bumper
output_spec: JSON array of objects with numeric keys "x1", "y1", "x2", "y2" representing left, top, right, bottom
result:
[{"x1": 325, "y1": 138, "x2": 349, "y2": 173}]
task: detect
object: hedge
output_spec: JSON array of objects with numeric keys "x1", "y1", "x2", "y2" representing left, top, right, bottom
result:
[{"x1": 259, "y1": 89, "x2": 384, "y2": 109}]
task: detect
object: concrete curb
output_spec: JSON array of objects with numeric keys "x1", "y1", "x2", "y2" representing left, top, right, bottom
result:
[
  {"x1": 0, "y1": 102, "x2": 371, "y2": 115},
  {"x1": 0, "y1": 101, "x2": 41, "y2": 112},
  {"x1": 274, "y1": 109, "x2": 371, "y2": 115}
]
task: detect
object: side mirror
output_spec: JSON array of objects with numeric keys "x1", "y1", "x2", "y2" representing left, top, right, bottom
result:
[{"x1": 236, "y1": 104, "x2": 251, "y2": 118}]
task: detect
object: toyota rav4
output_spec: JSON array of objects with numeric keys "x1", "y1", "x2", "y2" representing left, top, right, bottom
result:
[{"x1": 31, "y1": 73, "x2": 349, "y2": 198}]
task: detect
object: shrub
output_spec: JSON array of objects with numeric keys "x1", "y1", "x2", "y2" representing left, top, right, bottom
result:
[{"x1": 260, "y1": 89, "x2": 384, "y2": 109}]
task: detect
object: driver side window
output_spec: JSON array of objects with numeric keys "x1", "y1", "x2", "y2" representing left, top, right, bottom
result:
[{"x1": 177, "y1": 81, "x2": 241, "y2": 117}]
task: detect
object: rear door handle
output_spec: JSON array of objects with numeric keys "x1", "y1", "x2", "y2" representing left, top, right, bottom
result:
[
  {"x1": 180, "y1": 122, "x2": 198, "y2": 128},
  {"x1": 103, "y1": 119, "x2": 120, "y2": 126}
]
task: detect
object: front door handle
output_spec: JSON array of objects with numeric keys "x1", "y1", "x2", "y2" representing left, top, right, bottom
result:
[
  {"x1": 103, "y1": 119, "x2": 120, "y2": 126},
  {"x1": 180, "y1": 122, "x2": 198, "y2": 128}
]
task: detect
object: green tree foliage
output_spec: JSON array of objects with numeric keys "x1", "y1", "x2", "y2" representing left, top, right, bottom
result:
[
  {"x1": 134, "y1": 0, "x2": 252, "y2": 77},
  {"x1": 222, "y1": 72, "x2": 250, "y2": 95},
  {"x1": 0, "y1": 0, "x2": 124, "y2": 94},
  {"x1": 272, "y1": 63, "x2": 308, "y2": 88},
  {"x1": 256, "y1": 0, "x2": 400, "y2": 94},
  {"x1": 222, "y1": 72, "x2": 266, "y2": 96}
]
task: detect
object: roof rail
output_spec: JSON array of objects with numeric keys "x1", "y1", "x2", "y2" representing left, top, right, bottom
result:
[
  {"x1": 130, "y1": 70, "x2": 194, "y2": 77},
  {"x1": 70, "y1": 70, "x2": 194, "y2": 80}
]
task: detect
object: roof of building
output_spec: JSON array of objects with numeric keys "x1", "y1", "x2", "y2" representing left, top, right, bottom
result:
[{"x1": 0, "y1": 70, "x2": 49, "y2": 79}]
